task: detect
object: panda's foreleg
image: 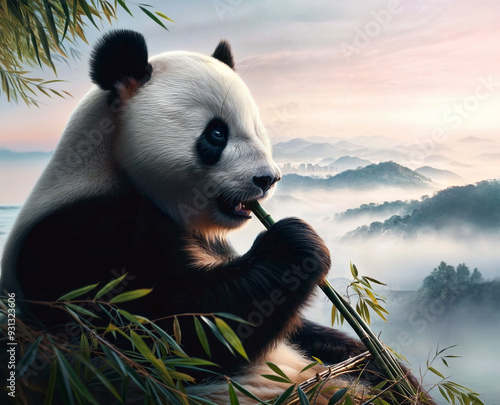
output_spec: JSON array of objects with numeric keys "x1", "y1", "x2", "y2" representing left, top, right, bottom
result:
[
  {"x1": 175, "y1": 217, "x2": 331, "y2": 373},
  {"x1": 289, "y1": 319, "x2": 367, "y2": 364}
]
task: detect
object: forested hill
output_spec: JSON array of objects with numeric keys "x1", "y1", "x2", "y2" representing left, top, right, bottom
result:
[
  {"x1": 344, "y1": 180, "x2": 500, "y2": 238},
  {"x1": 334, "y1": 200, "x2": 421, "y2": 222},
  {"x1": 279, "y1": 162, "x2": 431, "y2": 190}
]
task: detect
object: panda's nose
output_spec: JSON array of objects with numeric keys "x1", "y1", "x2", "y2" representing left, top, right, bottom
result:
[{"x1": 253, "y1": 174, "x2": 281, "y2": 193}]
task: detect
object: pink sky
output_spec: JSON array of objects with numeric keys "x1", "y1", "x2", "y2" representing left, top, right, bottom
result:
[{"x1": 0, "y1": 0, "x2": 499, "y2": 151}]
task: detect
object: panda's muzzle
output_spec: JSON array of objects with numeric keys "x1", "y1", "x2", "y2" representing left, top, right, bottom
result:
[{"x1": 216, "y1": 172, "x2": 280, "y2": 220}]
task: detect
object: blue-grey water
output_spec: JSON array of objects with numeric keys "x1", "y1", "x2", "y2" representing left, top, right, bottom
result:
[{"x1": 0, "y1": 206, "x2": 21, "y2": 264}]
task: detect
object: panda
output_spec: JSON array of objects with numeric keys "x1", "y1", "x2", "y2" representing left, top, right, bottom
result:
[{"x1": 0, "y1": 30, "x2": 430, "y2": 404}]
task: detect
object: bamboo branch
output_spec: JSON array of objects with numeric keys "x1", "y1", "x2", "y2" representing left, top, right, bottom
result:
[{"x1": 247, "y1": 200, "x2": 417, "y2": 399}]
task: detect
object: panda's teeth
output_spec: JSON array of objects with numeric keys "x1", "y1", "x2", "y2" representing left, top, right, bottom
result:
[{"x1": 234, "y1": 203, "x2": 242, "y2": 212}]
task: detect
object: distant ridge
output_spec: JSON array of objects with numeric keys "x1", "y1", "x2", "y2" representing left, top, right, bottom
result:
[
  {"x1": 415, "y1": 166, "x2": 462, "y2": 184},
  {"x1": 279, "y1": 161, "x2": 432, "y2": 190},
  {"x1": 0, "y1": 149, "x2": 53, "y2": 161},
  {"x1": 344, "y1": 180, "x2": 500, "y2": 239}
]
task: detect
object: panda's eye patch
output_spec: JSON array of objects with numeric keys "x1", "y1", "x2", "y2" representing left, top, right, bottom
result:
[{"x1": 196, "y1": 118, "x2": 229, "y2": 165}]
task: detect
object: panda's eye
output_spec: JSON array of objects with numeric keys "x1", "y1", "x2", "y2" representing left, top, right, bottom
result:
[
  {"x1": 196, "y1": 118, "x2": 229, "y2": 165},
  {"x1": 207, "y1": 125, "x2": 227, "y2": 146}
]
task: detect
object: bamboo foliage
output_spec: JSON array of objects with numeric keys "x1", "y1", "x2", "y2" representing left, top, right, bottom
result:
[
  {"x1": 0, "y1": 0, "x2": 172, "y2": 106},
  {"x1": 0, "y1": 277, "x2": 250, "y2": 404},
  {"x1": 248, "y1": 201, "x2": 485, "y2": 404}
]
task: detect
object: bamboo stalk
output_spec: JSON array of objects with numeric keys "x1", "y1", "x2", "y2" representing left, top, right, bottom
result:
[{"x1": 246, "y1": 200, "x2": 416, "y2": 399}]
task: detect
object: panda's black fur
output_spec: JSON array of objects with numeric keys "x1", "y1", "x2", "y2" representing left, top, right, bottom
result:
[
  {"x1": 0, "y1": 30, "x2": 434, "y2": 403},
  {"x1": 89, "y1": 29, "x2": 152, "y2": 91}
]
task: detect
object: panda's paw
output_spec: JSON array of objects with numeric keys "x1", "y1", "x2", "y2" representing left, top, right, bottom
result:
[{"x1": 252, "y1": 217, "x2": 331, "y2": 279}]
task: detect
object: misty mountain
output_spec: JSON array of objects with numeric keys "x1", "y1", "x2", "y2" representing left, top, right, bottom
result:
[
  {"x1": 415, "y1": 166, "x2": 462, "y2": 184},
  {"x1": 0, "y1": 149, "x2": 53, "y2": 161},
  {"x1": 334, "y1": 199, "x2": 421, "y2": 222},
  {"x1": 303, "y1": 135, "x2": 402, "y2": 149},
  {"x1": 279, "y1": 162, "x2": 432, "y2": 191},
  {"x1": 474, "y1": 152, "x2": 500, "y2": 161},
  {"x1": 272, "y1": 138, "x2": 313, "y2": 153},
  {"x1": 328, "y1": 156, "x2": 372, "y2": 171},
  {"x1": 456, "y1": 136, "x2": 498, "y2": 145},
  {"x1": 273, "y1": 139, "x2": 345, "y2": 160},
  {"x1": 344, "y1": 180, "x2": 500, "y2": 239}
]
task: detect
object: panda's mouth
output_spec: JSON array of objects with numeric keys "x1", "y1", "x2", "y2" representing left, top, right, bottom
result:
[
  {"x1": 217, "y1": 196, "x2": 255, "y2": 220},
  {"x1": 233, "y1": 202, "x2": 253, "y2": 218}
]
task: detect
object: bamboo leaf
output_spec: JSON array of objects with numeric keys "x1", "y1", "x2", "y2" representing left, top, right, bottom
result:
[
  {"x1": 129, "y1": 330, "x2": 174, "y2": 386},
  {"x1": 331, "y1": 304, "x2": 337, "y2": 326},
  {"x1": 365, "y1": 300, "x2": 387, "y2": 322},
  {"x1": 151, "y1": 323, "x2": 186, "y2": 356},
  {"x1": 328, "y1": 388, "x2": 348, "y2": 404},
  {"x1": 344, "y1": 394, "x2": 354, "y2": 405},
  {"x1": 173, "y1": 316, "x2": 182, "y2": 344},
  {"x1": 16, "y1": 336, "x2": 44, "y2": 378},
  {"x1": 58, "y1": 0, "x2": 71, "y2": 39},
  {"x1": 43, "y1": 0, "x2": 60, "y2": 45},
  {"x1": 65, "y1": 303, "x2": 99, "y2": 318},
  {"x1": 73, "y1": 353, "x2": 123, "y2": 402},
  {"x1": 297, "y1": 386, "x2": 310, "y2": 404},
  {"x1": 365, "y1": 288, "x2": 378, "y2": 304},
  {"x1": 228, "y1": 382, "x2": 240, "y2": 405},
  {"x1": 58, "y1": 283, "x2": 99, "y2": 301},
  {"x1": 78, "y1": 0, "x2": 98, "y2": 28},
  {"x1": 201, "y1": 316, "x2": 234, "y2": 356},
  {"x1": 44, "y1": 360, "x2": 58, "y2": 405},
  {"x1": 94, "y1": 273, "x2": 128, "y2": 299},
  {"x1": 139, "y1": 6, "x2": 168, "y2": 30},
  {"x1": 230, "y1": 379, "x2": 265, "y2": 402},
  {"x1": 300, "y1": 361, "x2": 318, "y2": 373},
  {"x1": 350, "y1": 262, "x2": 358, "y2": 278},
  {"x1": 212, "y1": 312, "x2": 254, "y2": 325},
  {"x1": 54, "y1": 347, "x2": 98, "y2": 404},
  {"x1": 428, "y1": 366, "x2": 445, "y2": 379},
  {"x1": 101, "y1": 345, "x2": 127, "y2": 375},
  {"x1": 261, "y1": 374, "x2": 292, "y2": 384},
  {"x1": 194, "y1": 317, "x2": 211, "y2": 358},
  {"x1": 155, "y1": 11, "x2": 175, "y2": 22},
  {"x1": 168, "y1": 370, "x2": 195, "y2": 382},
  {"x1": 116, "y1": 0, "x2": 133, "y2": 16},
  {"x1": 164, "y1": 357, "x2": 218, "y2": 367},
  {"x1": 109, "y1": 288, "x2": 152, "y2": 304},
  {"x1": 214, "y1": 317, "x2": 248, "y2": 361},
  {"x1": 364, "y1": 276, "x2": 387, "y2": 286},
  {"x1": 33, "y1": 15, "x2": 55, "y2": 72},
  {"x1": 273, "y1": 384, "x2": 296, "y2": 405},
  {"x1": 266, "y1": 362, "x2": 292, "y2": 383}
]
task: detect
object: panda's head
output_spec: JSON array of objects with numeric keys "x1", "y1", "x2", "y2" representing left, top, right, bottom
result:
[{"x1": 90, "y1": 30, "x2": 281, "y2": 233}]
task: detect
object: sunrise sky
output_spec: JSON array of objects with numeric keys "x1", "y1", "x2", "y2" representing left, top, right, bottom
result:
[{"x1": 1, "y1": 0, "x2": 500, "y2": 151}]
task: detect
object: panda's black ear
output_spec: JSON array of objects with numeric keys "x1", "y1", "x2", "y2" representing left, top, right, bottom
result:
[
  {"x1": 211, "y1": 40, "x2": 235, "y2": 70},
  {"x1": 89, "y1": 30, "x2": 152, "y2": 92}
]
